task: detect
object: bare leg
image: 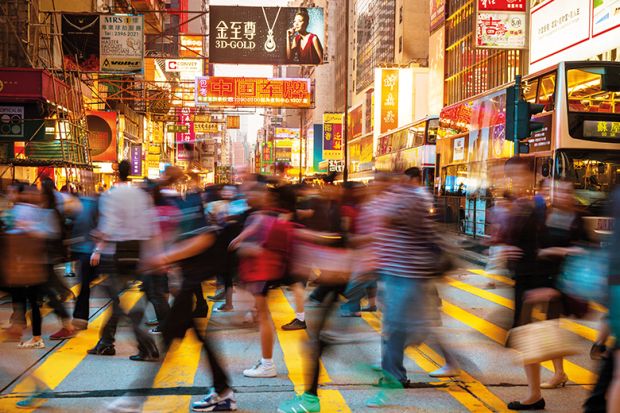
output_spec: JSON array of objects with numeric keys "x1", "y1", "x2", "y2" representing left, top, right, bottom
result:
[
  {"x1": 523, "y1": 362, "x2": 543, "y2": 403},
  {"x1": 292, "y1": 282, "x2": 305, "y2": 316},
  {"x1": 255, "y1": 295, "x2": 274, "y2": 359}
]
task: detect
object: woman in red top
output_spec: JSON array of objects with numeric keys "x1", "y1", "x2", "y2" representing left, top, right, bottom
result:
[{"x1": 286, "y1": 8, "x2": 324, "y2": 65}]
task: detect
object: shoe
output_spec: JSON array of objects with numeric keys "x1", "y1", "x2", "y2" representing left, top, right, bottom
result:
[
  {"x1": 17, "y1": 338, "x2": 45, "y2": 349},
  {"x1": 192, "y1": 388, "x2": 237, "y2": 412},
  {"x1": 149, "y1": 326, "x2": 162, "y2": 335},
  {"x1": 540, "y1": 373, "x2": 568, "y2": 389},
  {"x1": 208, "y1": 289, "x2": 226, "y2": 301},
  {"x1": 507, "y1": 398, "x2": 545, "y2": 410},
  {"x1": 361, "y1": 305, "x2": 378, "y2": 312},
  {"x1": 145, "y1": 319, "x2": 159, "y2": 327},
  {"x1": 49, "y1": 327, "x2": 76, "y2": 340},
  {"x1": 193, "y1": 304, "x2": 209, "y2": 318},
  {"x1": 64, "y1": 272, "x2": 76, "y2": 278},
  {"x1": 129, "y1": 351, "x2": 159, "y2": 362},
  {"x1": 429, "y1": 365, "x2": 459, "y2": 378},
  {"x1": 365, "y1": 390, "x2": 391, "y2": 408},
  {"x1": 590, "y1": 343, "x2": 607, "y2": 360},
  {"x1": 106, "y1": 396, "x2": 142, "y2": 413},
  {"x1": 373, "y1": 377, "x2": 409, "y2": 389},
  {"x1": 243, "y1": 360, "x2": 277, "y2": 378},
  {"x1": 281, "y1": 318, "x2": 307, "y2": 331},
  {"x1": 214, "y1": 304, "x2": 234, "y2": 313},
  {"x1": 87, "y1": 342, "x2": 116, "y2": 356},
  {"x1": 15, "y1": 388, "x2": 52, "y2": 409},
  {"x1": 277, "y1": 392, "x2": 320, "y2": 413},
  {"x1": 72, "y1": 319, "x2": 88, "y2": 330}
]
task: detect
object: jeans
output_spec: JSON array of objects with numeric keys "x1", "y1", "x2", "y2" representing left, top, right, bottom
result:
[
  {"x1": 73, "y1": 252, "x2": 98, "y2": 322},
  {"x1": 142, "y1": 274, "x2": 170, "y2": 324},
  {"x1": 340, "y1": 273, "x2": 377, "y2": 313},
  {"x1": 583, "y1": 351, "x2": 615, "y2": 412},
  {"x1": 381, "y1": 274, "x2": 437, "y2": 384}
]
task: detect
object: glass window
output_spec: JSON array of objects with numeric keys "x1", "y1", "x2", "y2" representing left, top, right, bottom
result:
[
  {"x1": 522, "y1": 78, "x2": 539, "y2": 103},
  {"x1": 567, "y1": 66, "x2": 620, "y2": 113},
  {"x1": 537, "y1": 73, "x2": 556, "y2": 110}
]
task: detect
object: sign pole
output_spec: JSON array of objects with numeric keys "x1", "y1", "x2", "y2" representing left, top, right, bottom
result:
[
  {"x1": 299, "y1": 109, "x2": 304, "y2": 182},
  {"x1": 513, "y1": 74, "x2": 521, "y2": 157},
  {"x1": 343, "y1": 0, "x2": 350, "y2": 183}
]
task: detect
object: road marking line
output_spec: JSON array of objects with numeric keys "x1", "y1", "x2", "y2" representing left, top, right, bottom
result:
[
  {"x1": 0, "y1": 286, "x2": 144, "y2": 410},
  {"x1": 441, "y1": 300, "x2": 596, "y2": 388},
  {"x1": 269, "y1": 288, "x2": 350, "y2": 412},
  {"x1": 446, "y1": 279, "x2": 598, "y2": 342},
  {"x1": 142, "y1": 284, "x2": 216, "y2": 413},
  {"x1": 466, "y1": 269, "x2": 607, "y2": 314},
  {"x1": 362, "y1": 312, "x2": 508, "y2": 412}
]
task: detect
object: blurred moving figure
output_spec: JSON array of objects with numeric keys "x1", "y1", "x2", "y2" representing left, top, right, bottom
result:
[{"x1": 607, "y1": 185, "x2": 620, "y2": 413}]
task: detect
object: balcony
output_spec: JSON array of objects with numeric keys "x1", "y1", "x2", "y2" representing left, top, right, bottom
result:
[{"x1": 131, "y1": 0, "x2": 164, "y2": 34}]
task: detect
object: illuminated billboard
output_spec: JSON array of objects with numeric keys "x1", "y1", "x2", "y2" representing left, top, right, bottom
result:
[
  {"x1": 209, "y1": 6, "x2": 325, "y2": 65},
  {"x1": 195, "y1": 76, "x2": 312, "y2": 108},
  {"x1": 323, "y1": 113, "x2": 344, "y2": 160}
]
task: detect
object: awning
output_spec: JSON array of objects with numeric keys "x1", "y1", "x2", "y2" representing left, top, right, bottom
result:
[{"x1": 0, "y1": 68, "x2": 76, "y2": 112}]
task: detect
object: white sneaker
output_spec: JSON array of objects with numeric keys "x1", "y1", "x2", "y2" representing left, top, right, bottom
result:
[
  {"x1": 106, "y1": 396, "x2": 141, "y2": 413},
  {"x1": 243, "y1": 360, "x2": 277, "y2": 378},
  {"x1": 17, "y1": 338, "x2": 45, "y2": 349},
  {"x1": 429, "y1": 365, "x2": 459, "y2": 378}
]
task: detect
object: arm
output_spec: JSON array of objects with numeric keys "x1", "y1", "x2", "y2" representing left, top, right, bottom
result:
[
  {"x1": 286, "y1": 30, "x2": 295, "y2": 60},
  {"x1": 312, "y1": 35, "x2": 324, "y2": 63}
]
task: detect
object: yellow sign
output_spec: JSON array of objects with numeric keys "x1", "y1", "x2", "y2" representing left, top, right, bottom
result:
[{"x1": 194, "y1": 122, "x2": 220, "y2": 133}]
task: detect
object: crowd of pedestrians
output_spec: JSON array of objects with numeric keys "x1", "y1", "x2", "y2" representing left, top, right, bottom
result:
[{"x1": 0, "y1": 157, "x2": 618, "y2": 412}]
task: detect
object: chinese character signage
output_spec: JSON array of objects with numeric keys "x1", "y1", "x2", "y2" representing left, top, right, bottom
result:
[
  {"x1": 583, "y1": 120, "x2": 620, "y2": 139},
  {"x1": 478, "y1": 0, "x2": 525, "y2": 12},
  {"x1": 209, "y1": 6, "x2": 325, "y2": 65},
  {"x1": 179, "y1": 35, "x2": 204, "y2": 58},
  {"x1": 61, "y1": 14, "x2": 100, "y2": 72},
  {"x1": 476, "y1": 12, "x2": 527, "y2": 49},
  {"x1": 195, "y1": 77, "x2": 312, "y2": 108},
  {"x1": 86, "y1": 111, "x2": 117, "y2": 162},
  {"x1": 167, "y1": 124, "x2": 189, "y2": 133},
  {"x1": 430, "y1": 0, "x2": 446, "y2": 32},
  {"x1": 130, "y1": 144, "x2": 142, "y2": 176},
  {"x1": 226, "y1": 115, "x2": 241, "y2": 129},
  {"x1": 348, "y1": 105, "x2": 363, "y2": 141},
  {"x1": 194, "y1": 122, "x2": 220, "y2": 133},
  {"x1": 99, "y1": 15, "x2": 144, "y2": 73},
  {"x1": 275, "y1": 127, "x2": 300, "y2": 139},
  {"x1": 380, "y1": 69, "x2": 399, "y2": 134},
  {"x1": 323, "y1": 113, "x2": 344, "y2": 160}
]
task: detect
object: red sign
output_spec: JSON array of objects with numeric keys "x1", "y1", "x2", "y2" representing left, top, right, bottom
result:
[
  {"x1": 195, "y1": 76, "x2": 312, "y2": 108},
  {"x1": 86, "y1": 111, "x2": 117, "y2": 162},
  {"x1": 477, "y1": 0, "x2": 525, "y2": 12},
  {"x1": 348, "y1": 105, "x2": 363, "y2": 141}
]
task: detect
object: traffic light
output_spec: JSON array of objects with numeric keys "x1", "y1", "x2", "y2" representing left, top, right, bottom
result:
[{"x1": 506, "y1": 85, "x2": 546, "y2": 153}]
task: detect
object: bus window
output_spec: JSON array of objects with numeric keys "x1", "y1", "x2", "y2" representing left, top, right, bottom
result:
[
  {"x1": 538, "y1": 73, "x2": 556, "y2": 111},
  {"x1": 567, "y1": 67, "x2": 620, "y2": 113},
  {"x1": 522, "y1": 78, "x2": 539, "y2": 103}
]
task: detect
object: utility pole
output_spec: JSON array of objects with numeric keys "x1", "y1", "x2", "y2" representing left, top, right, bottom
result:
[
  {"x1": 342, "y1": 0, "x2": 350, "y2": 182},
  {"x1": 512, "y1": 75, "x2": 521, "y2": 157}
]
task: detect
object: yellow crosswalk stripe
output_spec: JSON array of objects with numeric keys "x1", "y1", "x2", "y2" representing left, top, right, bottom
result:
[
  {"x1": 361, "y1": 312, "x2": 510, "y2": 412},
  {"x1": 0, "y1": 286, "x2": 144, "y2": 411},
  {"x1": 268, "y1": 288, "x2": 350, "y2": 412},
  {"x1": 142, "y1": 284, "x2": 216, "y2": 413},
  {"x1": 446, "y1": 279, "x2": 599, "y2": 342},
  {"x1": 466, "y1": 269, "x2": 607, "y2": 314},
  {"x1": 441, "y1": 300, "x2": 597, "y2": 388}
]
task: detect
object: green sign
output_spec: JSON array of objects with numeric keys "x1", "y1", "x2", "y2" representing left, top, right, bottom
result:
[{"x1": 166, "y1": 124, "x2": 189, "y2": 133}]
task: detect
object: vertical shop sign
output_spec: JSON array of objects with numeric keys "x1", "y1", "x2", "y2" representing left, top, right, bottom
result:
[
  {"x1": 130, "y1": 144, "x2": 142, "y2": 176},
  {"x1": 380, "y1": 69, "x2": 399, "y2": 134},
  {"x1": 322, "y1": 113, "x2": 344, "y2": 160}
]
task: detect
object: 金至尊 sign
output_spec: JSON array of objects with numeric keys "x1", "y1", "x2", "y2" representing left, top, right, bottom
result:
[
  {"x1": 322, "y1": 112, "x2": 344, "y2": 160},
  {"x1": 209, "y1": 6, "x2": 325, "y2": 65},
  {"x1": 99, "y1": 15, "x2": 143, "y2": 73},
  {"x1": 195, "y1": 77, "x2": 312, "y2": 108}
]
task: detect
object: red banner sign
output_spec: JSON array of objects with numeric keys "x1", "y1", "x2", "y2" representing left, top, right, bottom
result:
[
  {"x1": 477, "y1": 0, "x2": 525, "y2": 12},
  {"x1": 348, "y1": 105, "x2": 363, "y2": 141},
  {"x1": 195, "y1": 76, "x2": 312, "y2": 108}
]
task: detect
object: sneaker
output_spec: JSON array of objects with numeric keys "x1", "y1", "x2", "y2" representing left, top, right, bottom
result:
[
  {"x1": 15, "y1": 388, "x2": 52, "y2": 409},
  {"x1": 281, "y1": 318, "x2": 307, "y2": 331},
  {"x1": 106, "y1": 396, "x2": 142, "y2": 413},
  {"x1": 145, "y1": 319, "x2": 159, "y2": 327},
  {"x1": 87, "y1": 342, "x2": 116, "y2": 356},
  {"x1": 208, "y1": 289, "x2": 226, "y2": 301},
  {"x1": 243, "y1": 360, "x2": 277, "y2": 378},
  {"x1": 214, "y1": 304, "x2": 234, "y2": 313},
  {"x1": 49, "y1": 327, "x2": 76, "y2": 341},
  {"x1": 429, "y1": 365, "x2": 459, "y2": 378},
  {"x1": 149, "y1": 326, "x2": 162, "y2": 335},
  {"x1": 17, "y1": 338, "x2": 45, "y2": 349},
  {"x1": 365, "y1": 390, "x2": 391, "y2": 408},
  {"x1": 277, "y1": 392, "x2": 320, "y2": 413},
  {"x1": 192, "y1": 388, "x2": 237, "y2": 412}
]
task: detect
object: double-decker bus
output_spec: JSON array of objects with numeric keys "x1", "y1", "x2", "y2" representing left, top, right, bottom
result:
[
  {"x1": 436, "y1": 61, "x2": 620, "y2": 239},
  {"x1": 375, "y1": 116, "x2": 438, "y2": 188}
]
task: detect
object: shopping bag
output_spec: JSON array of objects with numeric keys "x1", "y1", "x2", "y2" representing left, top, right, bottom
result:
[
  {"x1": 1, "y1": 233, "x2": 48, "y2": 287},
  {"x1": 507, "y1": 319, "x2": 580, "y2": 364},
  {"x1": 558, "y1": 248, "x2": 609, "y2": 305},
  {"x1": 290, "y1": 240, "x2": 353, "y2": 285}
]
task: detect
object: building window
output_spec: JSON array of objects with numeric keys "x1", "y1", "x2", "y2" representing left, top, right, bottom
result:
[
  {"x1": 399, "y1": 5, "x2": 403, "y2": 23},
  {"x1": 399, "y1": 36, "x2": 403, "y2": 53}
]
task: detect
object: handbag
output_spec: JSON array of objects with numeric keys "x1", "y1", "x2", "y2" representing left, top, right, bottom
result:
[
  {"x1": 290, "y1": 240, "x2": 354, "y2": 285},
  {"x1": 1, "y1": 233, "x2": 48, "y2": 287},
  {"x1": 558, "y1": 247, "x2": 609, "y2": 305},
  {"x1": 507, "y1": 302, "x2": 580, "y2": 365}
]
